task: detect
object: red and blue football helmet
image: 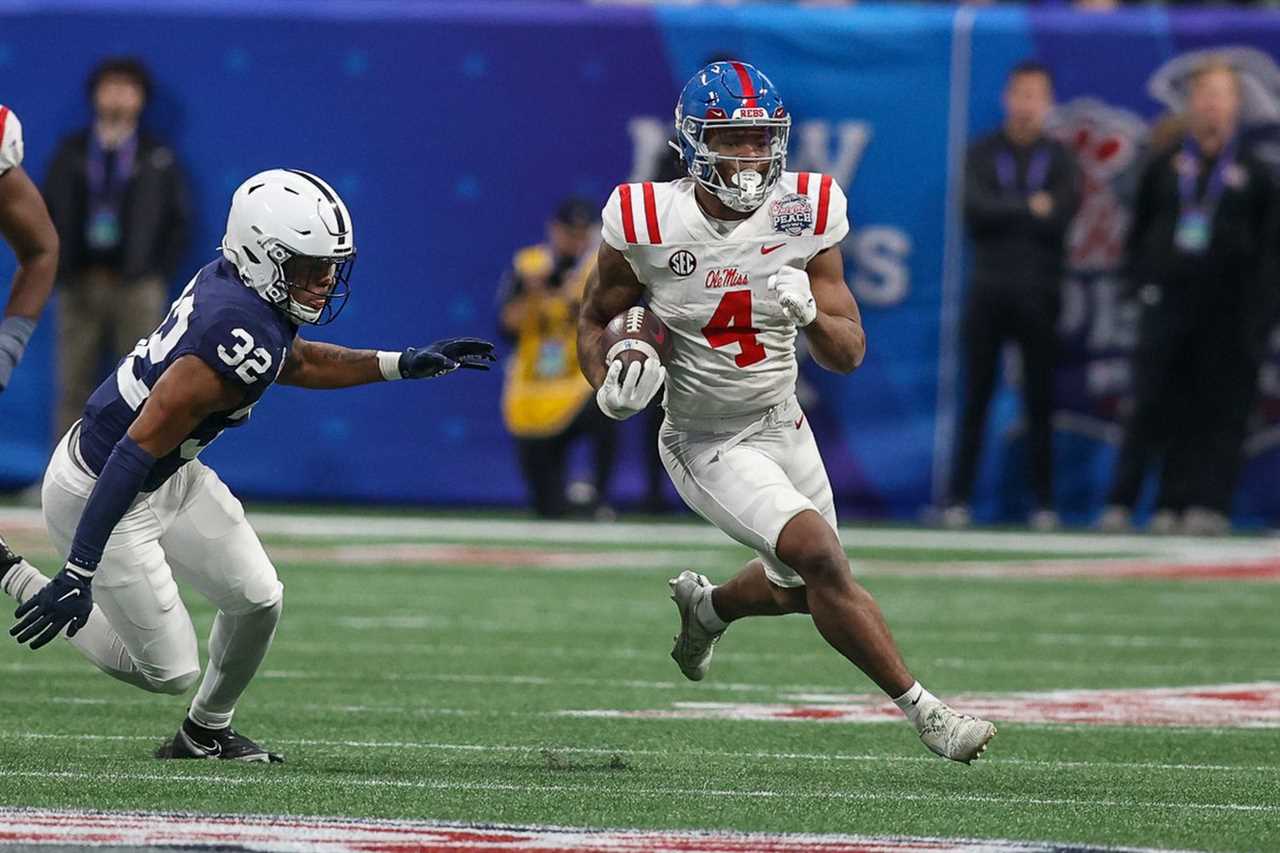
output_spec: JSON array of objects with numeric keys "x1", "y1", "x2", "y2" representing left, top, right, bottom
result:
[{"x1": 673, "y1": 61, "x2": 791, "y2": 212}]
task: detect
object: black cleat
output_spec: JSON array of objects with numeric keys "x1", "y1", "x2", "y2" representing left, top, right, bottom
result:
[
  {"x1": 0, "y1": 534, "x2": 22, "y2": 584},
  {"x1": 155, "y1": 717, "x2": 284, "y2": 763}
]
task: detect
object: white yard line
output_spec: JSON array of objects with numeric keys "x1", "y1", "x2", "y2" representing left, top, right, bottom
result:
[
  {"x1": 0, "y1": 696, "x2": 1268, "y2": 736},
  {"x1": 0, "y1": 768, "x2": 1275, "y2": 814},
  {"x1": 0, "y1": 661, "x2": 851, "y2": 695},
  {"x1": 3, "y1": 506, "x2": 1275, "y2": 561},
  {"x1": 3, "y1": 730, "x2": 1277, "y2": 775},
  {"x1": 4, "y1": 657, "x2": 1274, "y2": 692},
  {"x1": 300, "y1": 628, "x2": 1278, "y2": 652}
]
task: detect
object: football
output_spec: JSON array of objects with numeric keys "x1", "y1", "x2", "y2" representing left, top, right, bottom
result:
[{"x1": 601, "y1": 305, "x2": 672, "y2": 379}]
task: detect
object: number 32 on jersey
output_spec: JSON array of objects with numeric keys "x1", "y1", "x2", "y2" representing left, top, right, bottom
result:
[{"x1": 217, "y1": 329, "x2": 274, "y2": 384}]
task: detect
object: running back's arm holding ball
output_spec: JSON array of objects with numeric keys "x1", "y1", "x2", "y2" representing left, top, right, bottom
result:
[{"x1": 576, "y1": 243, "x2": 665, "y2": 419}]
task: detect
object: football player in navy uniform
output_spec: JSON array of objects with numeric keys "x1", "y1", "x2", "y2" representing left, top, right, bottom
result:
[
  {"x1": 0, "y1": 104, "x2": 59, "y2": 394},
  {"x1": 0, "y1": 169, "x2": 495, "y2": 761}
]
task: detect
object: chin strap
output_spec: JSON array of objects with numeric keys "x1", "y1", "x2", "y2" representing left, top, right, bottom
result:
[{"x1": 286, "y1": 298, "x2": 322, "y2": 324}]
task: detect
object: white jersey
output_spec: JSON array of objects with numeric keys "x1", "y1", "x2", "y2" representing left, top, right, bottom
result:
[
  {"x1": 0, "y1": 105, "x2": 24, "y2": 174},
  {"x1": 602, "y1": 172, "x2": 849, "y2": 426}
]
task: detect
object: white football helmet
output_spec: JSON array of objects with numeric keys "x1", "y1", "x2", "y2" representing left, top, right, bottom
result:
[{"x1": 220, "y1": 168, "x2": 355, "y2": 324}]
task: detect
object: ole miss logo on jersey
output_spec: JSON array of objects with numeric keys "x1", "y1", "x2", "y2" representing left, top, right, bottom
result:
[
  {"x1": 705, "y1": 267, "x2": 749, "y2": 289},
  {"x1": 770, "y1": 193, "x2": 813, "y2": 236}
]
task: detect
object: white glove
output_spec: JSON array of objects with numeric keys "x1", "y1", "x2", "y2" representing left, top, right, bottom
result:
[
  {"x1": 767, "y1": 267, "x2": 818, "y2": 327},
  {"x1": 596, "y1": 358, "x2": 665, "y2": 421}
]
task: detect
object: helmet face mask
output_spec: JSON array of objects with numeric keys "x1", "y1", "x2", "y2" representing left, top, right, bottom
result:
[
  {"x1": 681, "y1": 120, "x2": 789, "y2": 213},
  {"x1": 278, "y1": 249, "x2": 354, "y2": 325},
  {"x1": 221, "y1": 169, "x2": 356, "y2": 326},
  {"x1": 674, "y1": 62, "x2": 791, "y2": 213}
]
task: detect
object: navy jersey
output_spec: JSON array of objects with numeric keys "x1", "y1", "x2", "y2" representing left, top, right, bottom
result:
[{"x1": 79, "y1": 258, "x2": 297, "y2": 491}]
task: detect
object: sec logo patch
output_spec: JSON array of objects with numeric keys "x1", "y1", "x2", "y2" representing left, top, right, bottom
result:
[{"x1": 668, "y1": 249, "x2": 697, "y2": 277}]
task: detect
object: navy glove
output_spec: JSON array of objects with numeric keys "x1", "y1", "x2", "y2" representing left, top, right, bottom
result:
[
  {"x1": 11, "y1": 564, "x2": 93, "y2": 650},
  {"x1": 399, "y1": 337, "x2": 496, "y2": 379}
]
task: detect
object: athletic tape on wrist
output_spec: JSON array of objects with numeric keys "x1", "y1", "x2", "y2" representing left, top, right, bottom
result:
[
  {"x1": 0, "y1": 315, "x2": 36, "y2": 357},
  {"x1": 377, "y1": 351, "x2": 403, "y2": 381}
]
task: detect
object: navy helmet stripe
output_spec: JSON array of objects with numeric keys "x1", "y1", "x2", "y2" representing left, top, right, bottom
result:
[{"x1": 284, "y1": 169, "x2": 347, "y2": 235}]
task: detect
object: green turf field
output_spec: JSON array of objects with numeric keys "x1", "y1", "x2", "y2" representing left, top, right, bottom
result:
[{"x1": 0, "y1": 509, "x2": 1277, "y2": 851}]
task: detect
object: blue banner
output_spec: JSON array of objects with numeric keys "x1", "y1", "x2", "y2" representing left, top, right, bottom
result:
[{"x1": 2, "y1": 2, "x2": 1279, "y2": 524}]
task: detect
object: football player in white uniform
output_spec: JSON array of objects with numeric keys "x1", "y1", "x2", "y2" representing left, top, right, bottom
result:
[
  {"x1": 0, "y1": 104, "x2": 58, "y2": 393},
  {"x1": 578, "y1": 62, "x2": 996, "y2": 763}
]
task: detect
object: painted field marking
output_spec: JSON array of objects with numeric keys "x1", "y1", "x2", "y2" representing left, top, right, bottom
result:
[
  {"x1": 270, "y1": 542, "x2": 729, "y2": 570},
  {"x1": 0, "y1": 692, "x2": 1273, "y2": 737},
  {"x1": 0, "y1": 808, "x2": 1206, "y2": 853},
  {"x1": 564, "y1": 683, "x2": 1280, "y2": 729}
]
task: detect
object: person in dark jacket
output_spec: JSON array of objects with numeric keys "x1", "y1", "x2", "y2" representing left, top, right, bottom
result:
[
  {"x1": 944, "y1": 60, "x2": 1081, "y2": 530},
  {"x1": 44, "y1": 57, "x2": 191, "y2": 439},
  {"x1": 1099, "y1": 59, "x2": 1276, "y2": 535}
]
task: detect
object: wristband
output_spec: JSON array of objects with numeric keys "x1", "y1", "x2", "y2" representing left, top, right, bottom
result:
[
  {"x1": 0, "y1": 316, "x2": 37, "y2": 385},
  {"x1": 0, "y1": 315, "x2": 36, "y2": 354},
  {"x1": 377, "y1": 350, "x2": 403, "y2": 381}
]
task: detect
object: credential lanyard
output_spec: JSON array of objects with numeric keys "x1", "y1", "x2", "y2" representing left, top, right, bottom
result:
[
  {"x1": 1173, "y1": 135, "x2": 1236, "y2": 256},
  {"x1": 996, "y1": 145, "x2": 1051, "y2": 195},
  {"x1": 1178, "y1": 135, "x2": 1236, "y2": 221}
]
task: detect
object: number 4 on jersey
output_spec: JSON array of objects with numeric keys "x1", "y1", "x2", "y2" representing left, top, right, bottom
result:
[{"x1": 701, "y1": 290, "x2": 765, "y2": 367}]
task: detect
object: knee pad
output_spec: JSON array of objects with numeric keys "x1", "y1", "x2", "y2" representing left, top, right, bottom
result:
[
  {"x1": 145, "y1": 667, "x2": 200, "y2": 695},
  {"x1": 223, "y1": 578, "x2": 284, "y2": 618},
  {"x1": 228, "y1": 595, "x2": 283, "y2": 630},
  {"x1": 256, "y1": 596, "x2": 283, "y2": 626}
]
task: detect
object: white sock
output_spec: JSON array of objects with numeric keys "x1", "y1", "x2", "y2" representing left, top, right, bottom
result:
[
  {"x1": 1, "y1": 559, "x2": 47, "y2": 602},
  {"x1": 189, "y1": 600, "x2": 282, "y2": 730},
  {"x1": 2, "y1": 558, "x2": 152, "y2": 691},
  {"x1": 695, "y1": 586, "x2": 727, "y2": 632},
  {"x1": 892, "y1": 681, "x2": 939, "y2": 729}
]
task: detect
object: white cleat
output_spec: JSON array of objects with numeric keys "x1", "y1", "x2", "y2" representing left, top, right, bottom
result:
[
  {"x1": 916, "y1": 701, "x2": 997, "y2": 764},
  {"x1": 668, "y1": 570, "x2": 723, "y2": 682}
]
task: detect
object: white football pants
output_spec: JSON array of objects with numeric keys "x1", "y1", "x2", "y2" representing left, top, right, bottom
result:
[
  {"x1": 659, "y1": 396, "x2": 838, "y2": 588},
  {"x1": 29, "y1": 424, "x2": 283, "y2": 728}
]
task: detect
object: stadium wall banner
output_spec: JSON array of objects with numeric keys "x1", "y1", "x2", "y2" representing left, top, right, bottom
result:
[{"x1": 1, "y1": 2, "x2": 1278, "y2": 524}]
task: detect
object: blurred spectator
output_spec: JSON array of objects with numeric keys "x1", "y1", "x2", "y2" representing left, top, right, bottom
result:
[
  {"x1": 44, "y1": 57, "x2": 191, "y2": 439},
  {"x1": 499, "y1": 198, "x2": 616, "y2": 519},
  {"x1": 1100, "y1": 59, "x2": 1276, "y2": 535},
  {"x1": 944, "y1": 60, "x2": 1081, "y2": 530}
]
